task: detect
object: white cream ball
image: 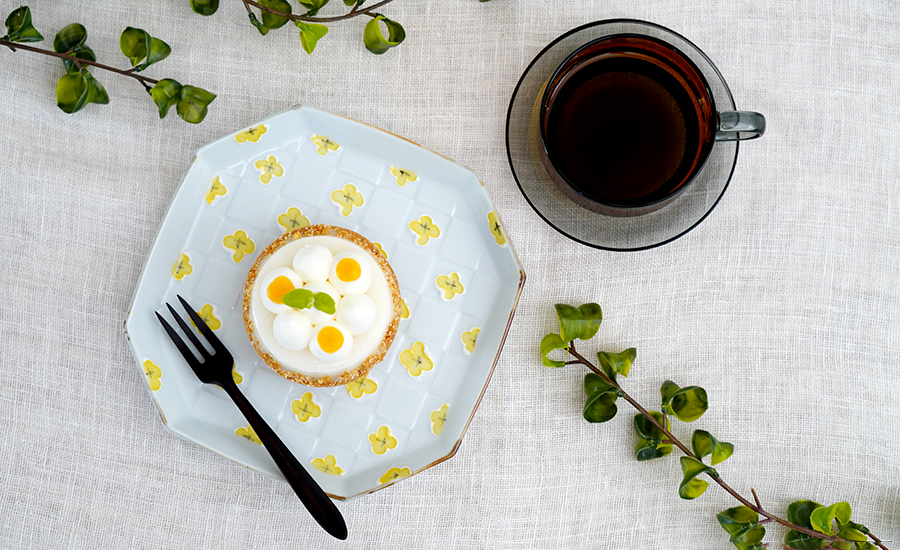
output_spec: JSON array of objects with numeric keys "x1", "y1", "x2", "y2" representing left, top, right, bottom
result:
[
  {"x1": 292, "y1": 245, "x2": 333, "y2": 282},
  {"x1": 335, "y1": 293, "x2": 377, "y2": 335},
  {"x1": 308, "y1": 321, "x2": 353, "y2": 363},
  {"x1": 259, "y1": 267, "x2": 304, "y2": 314},
  {"x1": 300, "y1": 281, "x2": 341, "y2": 324},
  {"x1": 329, "y1": 250, "x2": 373, "y2": 294},
  {"x1": 272, "y1": 309, "x2": 313, "y2": 350}
]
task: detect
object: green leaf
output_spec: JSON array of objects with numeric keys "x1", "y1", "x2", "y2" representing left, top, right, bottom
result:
[
  {"x1": 343, "y1": 0, "x2": 364, "y2": 4},
  {"x1": 149, "y1": 78, "x2": 182, "y2": 118},
  {"x1": 363, "y1": 13, "x2": 405, "y2": 54},
  {"x1": 582, "y1": 373, "x2": 619, "y2": 423},
  {"x1": 554, "y1": 303, "x2": 602, "y2": 343},
  {"x1": 784, "y1": 500, "x2": 827, "y2": 550},
  {"x1": 540, "y1": 333, "x2": 567, "y2": 368},
  {"x1": 55, "y1": 69, "x2": 107, "y2": 114},
  {"x1": 299, "y1": 0, "x2": 329, "y2": 16},
  {"x1": 247, "y1": 13, "x2": 269, "y2": 35},
  {"x1": 175, "y1": 85, "x2": 215, "y2": 124},
  {"x1": 633, "y1": 412, "x2": 673, "y2": 461},
  {"x1": 678, "y1": 456, "x2": 717, "y2": 499},
  {"x1": 5, "y1": 6, "x2": 43, "y2": 43},
  {"x1": 259, "y1": 0, "x2": 292, "y2": 30},
  {"x1": 61, "y1": 45, "x2": 96, "y2": 73},
  {"x1": 190, "y1": 0, "x2": 219, "y2": 16},
  {"x1": 597, "y1": 348, "x2": 635, "y2": 378},
  {"x1": 55, "y1": 72, "x2": 88, "y2": 114},
  {"x1": 716, "y1": 506, "x2": 766, "y2": 550},
  {"x1": 297, "y1": 21, "x2": 328, "y2": 54},
  {"x1": 691, "y1": 429, "x2": 734, "y2": 466},
  {"x1": 53, "y1": 22, "x2": 87, "y2": 53},
  {"x1": 282, "y1": 288, "x2": 314, "y2": 310},
  {"x1": 660, "y1": 380, "x2": 708, "y2": 422},
  {"x1": 119, "y1": 27, "x2": 171, "y2": 71},
  {"x1": 313, "y1": 292, "x2": 335, "y2": 314},
  {"x1": 810, "y1": 502, "x2": 851, "y2": 536}
]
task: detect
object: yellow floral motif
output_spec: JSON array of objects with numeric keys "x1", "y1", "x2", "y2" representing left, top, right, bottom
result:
[
  {"x1": 331, "y1": 183, "x2": 364, "y2": 217},
  {"x1": 143, "y1": 359, "x2": 161, "y2": 391},
  {"x1": 235, "y1": 425, "x2": 262, "y2": 445},
  {"x1": 312, "y1": 134, "x2": 340, "y2": 156},
  {"x1": 436, "y1": 272, "x2": 464, "y2": 300},
  {"x1": 368, "y1": 426, "x2": 398, "y2": 455},
  {"x1": 235, "y1": 125, "x2": 267, "y2": 144},
  {"x1": 311, "y1": 455, "x2": 344, "y2": 476},
  {"x1": 232, "y1": 364, "x2": 243, "y2": 384},
  {"x1": 379, "y1": 467, "x2": 411, "y2": 485},
  {"x1": 277, "y1": 207, "x2": 310, "y2": 233},
  {"x1": 346, "y1": 377, "x2": 377, "y2": 399},
  {"x1": 487, "y1": 211, "x2": 507, "y2": 246},
  {"x1": 373, "y1": 242, "x2": 387, "y2": 259},
  {"x1": 390, "y1": 166, "x2": 418, "y2": 187},
  {"x1": 254, "y1": 155, "x2": 284, "y2": 184},
  {"x1": 430, "y1": 404, "x2": 449, "y2": 435},
  {"x1": 399, "y1": 341, "x2": 434, "y2": 377},
  {"x1": 461, "y1": 327, "x2": 481, "y2": 355},
  {"x1": 172, "y1": 252, "x2": 193, "y2": 281},
  {"x1": 291, "y1": 392, "x2": 322, "y2": 422},
  {"x1": 409, "y1": 215, "x2": 440, "y2": 246},
  {"x1": 400, "y1": 298, "x2": 409, "y2": 319},
  {"x1": 205, "y1": 176, "x2": 227, "y2": 205},
  {"x1": 192, "y1": 304, "x2": 221, "y2": 331},
  {"x1": 223, "y1": 230, "x2": 255, "y2": 262}
]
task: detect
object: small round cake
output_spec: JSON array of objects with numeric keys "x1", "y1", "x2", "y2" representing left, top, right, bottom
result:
[{"x1": 242, "y1": 225, "x2": 401, "y2": 387}]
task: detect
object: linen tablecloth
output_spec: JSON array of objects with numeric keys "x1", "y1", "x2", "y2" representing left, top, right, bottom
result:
[{"x1": 2, "y1": 0, "x2": 898, "y2": 548}]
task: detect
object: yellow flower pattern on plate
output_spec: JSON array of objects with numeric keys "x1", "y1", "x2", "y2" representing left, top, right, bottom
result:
[
  {"x1": 409, "y1": 215, "x2": 440, "y2": 245},
  {"x1": 232, "y1": 365, "x2": 243, "y2": 384},
  {"x1": 223, "y1": 230, "x2": 255, "y2": 263},
  {"x1": 192, "y1": 304, "x2": 221, "y2": 331},
  {"x1": 347, "y1": 377, "x2": 377, "y2": 399},
  {"x1": 312, "y1": 134, "x2": 340, "y2": 156},
  {"x1": 254, "y1": 155, "x2": 284, "y2": 184},
  {"x1": 461, "y1": 327, "x2": 481, "y2": 355},
  {"x1": 390, "y1": 166, "x2": 417, "y2": 186},
  {"x1": 143, "y1": 359, "x2": 161, "y2": 391},
  {"x1": 205, "y1": 176, "x2": 227, "y2": 205},
  {"x1": 379, "y1": 467, "x2": 410, "y2": 485},
  {"x1": 235, "y1": 425, "x2": 262, "y2": 445},
  {"x1": 436, "y1": 272, "x2": 464, "y2": 300},
  {"x1": 311, "y1": 455, "x2": 344, "y2": 476},
  {"x1": 277, "y1": 207, "x2": 310, "y2": 233},
  {"x1": 487, "y1": 211, "x2": 507, "y2": 246},
  {"x1": 430, "y1": 404, "x2": 449, "y2": 435},
  {"x1": 400, "y1": 298, "x2": 410, "y2": 319},
  {"x1": 368, "y1": 426, "x2": 398, "y2": 455},
  {"x1": 373, "y1": 242, "x2": 387, "y2": 259},
  {"x1": 235, "y1": 125, "x2": 267, "y2": 143},
  {"x1": 291, "y1": 392, "x2": 322, "y2": 422},
  {"x1": 400, "y1": 341, "x2": 433, "y2": 377},
  {"x1": 172, "y1": 252, "x2": 193, "y2": 281},
  {"x1": 331, "y1": 183, "x2": 364, "y2": 216}
]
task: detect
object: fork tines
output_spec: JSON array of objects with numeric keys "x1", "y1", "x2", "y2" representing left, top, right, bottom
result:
[{"x1": 155, "y1": 295, "x2": 231, "y2": 370}]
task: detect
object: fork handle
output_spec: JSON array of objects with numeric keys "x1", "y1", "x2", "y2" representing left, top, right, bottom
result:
[{"x1": 221, "y1": 379, "x2": 348, "y2": 540}]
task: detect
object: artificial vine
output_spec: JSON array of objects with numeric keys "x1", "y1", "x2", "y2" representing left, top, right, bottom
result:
[
  {"x1": 542, "y1": 303, "x2": 889, "y2": 550},
  {"x1": 1, "y1": 6, "x2": 216, "y2": 123}
]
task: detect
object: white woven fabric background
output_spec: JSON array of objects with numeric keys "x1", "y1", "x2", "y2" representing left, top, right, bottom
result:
[{"x1": 2, "y1": 0, "x2": 899, "y2": 548}]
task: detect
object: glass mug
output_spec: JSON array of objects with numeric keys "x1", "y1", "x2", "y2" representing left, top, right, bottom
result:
[{"x1": 538, "y1": 33, "x2": 765, "y2": 217}]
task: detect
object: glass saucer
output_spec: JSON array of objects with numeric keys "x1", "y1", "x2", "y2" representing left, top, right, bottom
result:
[{"x1": 505, "y1": 19, "x2": 739, "y2": 251}]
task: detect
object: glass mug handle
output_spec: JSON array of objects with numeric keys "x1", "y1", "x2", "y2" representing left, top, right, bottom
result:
[{"x1": 716, "y1": 111, "x2": 766, "y2": 141}]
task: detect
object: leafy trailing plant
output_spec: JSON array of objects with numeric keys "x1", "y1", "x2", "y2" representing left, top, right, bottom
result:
[
  {"x1": 1, "y1": 6, "x2": 216, "y2": 122},
  {"x1": 541, "y1": 303, "x2": 889, "y2": 550}
]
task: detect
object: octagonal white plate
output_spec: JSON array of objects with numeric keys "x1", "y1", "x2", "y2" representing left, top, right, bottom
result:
[{"x1": 124, "y1": 105, "x2": 524, "y2": 500}]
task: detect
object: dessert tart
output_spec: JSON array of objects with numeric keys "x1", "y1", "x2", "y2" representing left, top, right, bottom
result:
[{"x1": 242, "y1": 225, "x2": 401, "y2": 387}]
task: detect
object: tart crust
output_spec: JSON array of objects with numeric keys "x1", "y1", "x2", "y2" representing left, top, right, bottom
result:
[{"x1": 242, "y1": 224, "x2": 401, "y2": 387}]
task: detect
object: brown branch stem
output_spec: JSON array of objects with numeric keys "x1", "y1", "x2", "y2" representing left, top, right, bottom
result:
[
  {"x1": 565, "y1": 344, "x2": 889, "y2": 550},
  {"x1": 241, "y1": 0, "x2": 395, "y2": 23},
  {"x1": 0, "y1": 38, "x2": 158, "y2": 88}
]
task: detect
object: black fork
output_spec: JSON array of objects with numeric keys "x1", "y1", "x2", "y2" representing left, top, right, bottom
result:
[{"x1": 155, "y1": 295, "x2": 347, "y2": 540}]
